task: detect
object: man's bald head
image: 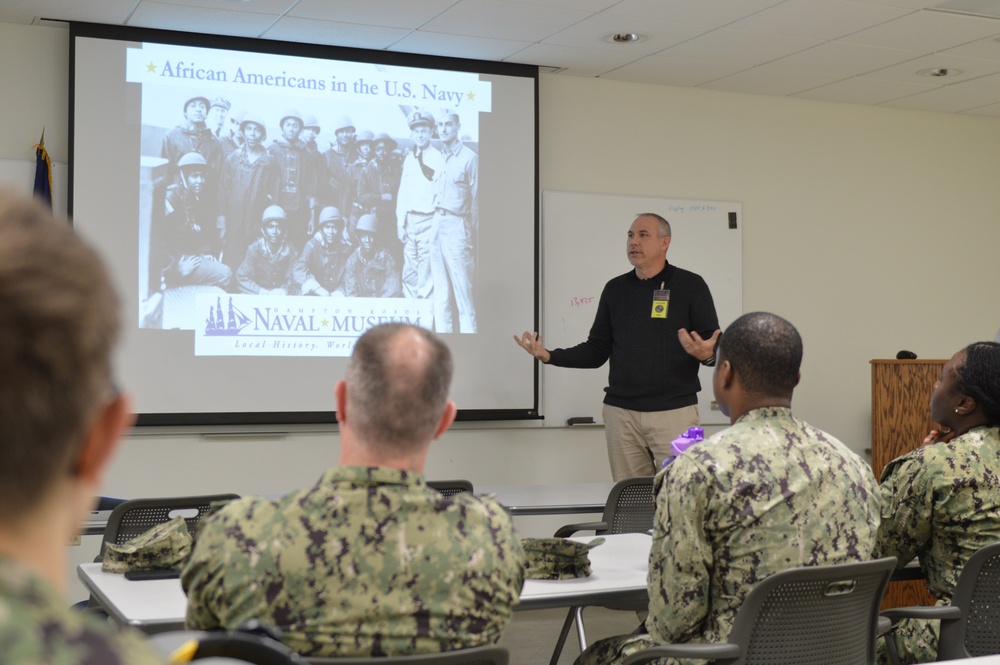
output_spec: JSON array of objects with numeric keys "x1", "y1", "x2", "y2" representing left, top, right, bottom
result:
[{"x1": 345, "y1": 324, "x2": 454, "y2": 454}]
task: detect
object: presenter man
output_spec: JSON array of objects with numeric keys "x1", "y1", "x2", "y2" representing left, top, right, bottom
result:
[{"x1": 515, "y1": 213, "x2": 720, "y2": 480}]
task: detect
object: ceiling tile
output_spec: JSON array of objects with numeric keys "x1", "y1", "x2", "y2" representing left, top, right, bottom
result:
[
  {"x1": 601, "y1": 55, "x2": 750, "y2": 87},
  {"x1": 143, "y1": 0, "x2": 296, "y2": 15},
  {"x1": 419, "y1": 0, "x2": 591, "y2": 42},
  {"x1": 960, "y1": 99, "x2": 1000, "y2": 114},
  {"x1": 768, "y1": 41, "x2": 920, "y2": 75},
  {"x1": 0, "y1": 0, "x2": 136, "y2": 25},
  {"x1": 602, "y1": 0, "x2": 787, "y2": 27},
  {"x1": 933, "y1": 0, "x2": 1000, "y2": 19},
  {"x1": 881, "y1": 84, "x2": 1000, "y2": 110},
  {"x1": 937, "y1": 33, "x2": 1000, "y2": 60},
  {"x1": 656, "y1": 28, "x2": 823, "y2": 66},
  {"x1": 262, "y1": 16, "x2": 409, "y2": 49},
  {"x1": 505, "y1": 42, "x2": 640, "y2": 77},
  {"x1": 793, "y1": 77, "x2": 938, "y2": 104},
  {"x1": 860, "y1": 51, "x2": 1000, "y2": 83},
  {"x1": 727, "y1": 0, "x2": 913, "y2": 40},
  {"x1": 128, "y1": 2, "x2": 279, "y2": 37},
  {"x1": 519, "y1": 0, "x2": 621, "y2": 11},
  {"x1": 391, "y1": 29, "x2": 533, "y2": 61},
  {"x1": 847, "y1": 0, "x2": 938, "y2": 8},
  {"x1": 699, "y1": 64, "x2": 843, "y2": 96},
  {"x1": 949, "y1": 69, "x2": 1000, "y2": 89},
  {"x1": 841, "y1": 9, "x2": 1000, "y2": 51},
  {"x1": 541, "y1": 12, "x2": 711, "y2": 54},
  {"x1": 287, "y1": 0, "x2": 455, "y2": 29}
]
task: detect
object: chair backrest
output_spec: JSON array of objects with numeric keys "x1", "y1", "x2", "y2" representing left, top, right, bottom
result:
[
  {"x1": 427, "y1": 479, "x2": 474, "y2": 498},
  {"x1": 95, "y1": 495, "x2": 128, "y2": 511},
  {"x1": 150, "y1": 630, "x2": 305, "y2": 665},
  {"x1": 600, "y1": 476, "x2": 655, "y2": 535},
  {"x1": 724, "y1": 557, "x2": 896, "y2": 665},
  {"x1": 98, "y1": 493, "x2": 240, "y2": 558},
  {"x1": 940, "y1": 541, "x2": 1000, "y2": 659},
  {"x1": 305, "y1": 645, "x2": 509, "y2": 665}
]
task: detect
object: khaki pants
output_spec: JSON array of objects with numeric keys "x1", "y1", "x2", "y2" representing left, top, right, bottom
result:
[{"x1": 602, "y1": 404, "x2": 700, "y2": 480}]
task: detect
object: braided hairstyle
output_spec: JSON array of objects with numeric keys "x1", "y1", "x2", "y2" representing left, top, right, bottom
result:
[{"x1": 956, "y1": 341, "x2": 1000, "y2": 426}]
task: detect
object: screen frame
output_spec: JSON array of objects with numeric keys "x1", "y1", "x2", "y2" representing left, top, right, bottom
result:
[{"x1": 69, "y1": 21, "x2": 541, "y2": 428}]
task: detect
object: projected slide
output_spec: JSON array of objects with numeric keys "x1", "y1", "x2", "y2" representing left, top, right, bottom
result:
[
  {"x1": 72, "y1": 24, "x2": 536, "y2": 423},
  {"x1": 131, "y1": 43, "x2": 488, "y2": 355}
]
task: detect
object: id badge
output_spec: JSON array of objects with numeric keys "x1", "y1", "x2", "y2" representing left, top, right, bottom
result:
[{"x1": 651, "y1": 289, "x2": 670, "y2": 319}]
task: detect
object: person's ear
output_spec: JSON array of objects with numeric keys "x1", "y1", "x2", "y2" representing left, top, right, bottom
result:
[
  {"x1": 661, "y1": 235, "x2": 671, "y2": 255},
  {"x1": 955, "y1": 394, "x2": 976, "y2": 416},
  {"x1": 334, "y1": 380, "x2": 348, "y2": 425},
  {"x1": 794, "y1": 371, "x2": 801, "y2": 388},
  {"x1": 74, "y1": 392, "x2": 134, "y2": 485},
  {"x1": 432, "y1": 401, "x2": 458, "y2": 440},
  {"x1": 718, "y1": 359, "x2": 735, "y2": 390}
]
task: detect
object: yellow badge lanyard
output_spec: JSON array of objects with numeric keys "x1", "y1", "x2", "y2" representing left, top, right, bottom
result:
[{"x1": 651, "y1": 281, "x2": 669, "y2": 319}]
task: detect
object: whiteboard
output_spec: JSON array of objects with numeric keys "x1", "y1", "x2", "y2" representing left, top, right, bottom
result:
[{"x1": 540, "y1": 191, "x2": 743, "y2": 427}]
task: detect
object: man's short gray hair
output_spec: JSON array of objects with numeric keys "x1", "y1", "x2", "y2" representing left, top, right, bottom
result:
[
  {"x1": 345, "y1": 323, "x2": 453, "y2": 452},
  {"x1": 636, "y1": 213, "x2": 671, "y2": 238}
]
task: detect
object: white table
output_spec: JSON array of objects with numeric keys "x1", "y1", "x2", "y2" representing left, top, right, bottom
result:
[
  {"x1": 519, "y1": 532, "x2": 650, "y2": 609},
  {"x1": 79, "y1": 564, "x2": 189, "y2": 633},
  {"x1": 78, "y1": 532, "x2": 651, "y2": 633},
  {"x1": 479, "y1": 482, "x2": 615, "y2": 516}
]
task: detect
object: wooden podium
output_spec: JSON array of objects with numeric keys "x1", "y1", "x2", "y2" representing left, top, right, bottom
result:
[{"x1": 871, "y1": 359, "x2": 946, "y2": 608}]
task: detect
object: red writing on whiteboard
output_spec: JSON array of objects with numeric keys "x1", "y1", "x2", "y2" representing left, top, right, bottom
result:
[{"x1": 570, "y1": 297, "x2": 595, "y2": 307}]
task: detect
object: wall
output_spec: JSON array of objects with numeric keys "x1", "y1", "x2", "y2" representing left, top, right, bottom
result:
[{"x1": 4, "y1": 21, "x2": 1000, "y2": 505}]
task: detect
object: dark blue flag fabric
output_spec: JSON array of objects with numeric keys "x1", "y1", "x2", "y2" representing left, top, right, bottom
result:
[{"x1": 33, "y1": 131, "x2": 52, "y2": 209}]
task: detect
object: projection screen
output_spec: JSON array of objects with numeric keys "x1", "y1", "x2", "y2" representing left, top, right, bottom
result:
[{"x1": 70, "y1": 23, "x2": 539, "y2": 426}]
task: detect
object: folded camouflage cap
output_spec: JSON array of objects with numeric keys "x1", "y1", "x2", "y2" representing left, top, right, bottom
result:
[
  {"x1": 522, "y1": 536, "x2": 605, "y2": 580},
  {"x1": 102, "y1": 516, "x2": 193, "y2": 574}
]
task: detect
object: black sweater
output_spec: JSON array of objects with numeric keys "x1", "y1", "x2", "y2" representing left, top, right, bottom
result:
[{"x1": 547, "y1": 263, "x2": 719, "y2": 412}]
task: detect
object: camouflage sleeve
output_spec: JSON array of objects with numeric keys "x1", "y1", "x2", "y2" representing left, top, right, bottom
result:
[
  {"x1": 873, "y1": 453, "x2": 932, "y2": 565},
  {"x1": 645, "y1": 458, "x2": 713, "y2": 644},
  {"x1": 180, "y1": 510, "x2": 229, "y2": 631},
  {"x1": 467, "y1": 495, "x2": 527, "y2": 605}
]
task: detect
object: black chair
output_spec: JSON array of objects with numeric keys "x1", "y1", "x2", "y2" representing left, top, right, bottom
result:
[
  {"x1": 97, "y1": 493, "x2": 240, "y2": 559},
  {"x1": 79, "y1": 493, "x2": 239, "y2": 615},
  {"x1": 95, "y1": 495, "x2": 128, "y2": 511},
  {"x1": 622, "y1": 557, "x2": 897, "y2": 665},
  {"x1": 151, "y1": 630, "x2": 305, "y2": 665},
  {"x1": 882, "y1": 541, "x2": 1000, "y2": 662},
  {"x1": 305, "y1": 645, "x2": 508, "y2": 665},
  {"x1": 427, "y1": 479, "x2": 474, "y2": 498},
  {"x1": 548, "y1": 476, "x2": 655, "y2": 665}
]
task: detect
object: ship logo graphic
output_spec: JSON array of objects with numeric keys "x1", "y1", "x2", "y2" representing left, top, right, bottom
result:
[{"x1": 203, "y1": 297, "x2": 251, "y2": 336}]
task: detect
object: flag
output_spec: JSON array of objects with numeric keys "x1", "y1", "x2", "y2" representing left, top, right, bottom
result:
[{"x1": 32, "y1": 129, "x2": 52, "y2": 209}]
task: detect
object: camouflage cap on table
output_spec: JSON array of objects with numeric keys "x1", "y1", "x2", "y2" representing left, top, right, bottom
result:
[
  {"x1": 101, "y1": 515, "x2": 193, "y2": 574},
  {"x1": 522, "y1": 536, "x2": 605, "y2": 580}
]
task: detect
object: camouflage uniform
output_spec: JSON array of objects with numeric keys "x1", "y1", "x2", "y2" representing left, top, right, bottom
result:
[
  {"x1": 0, "y1": 556, "x2": 165, "y2": 665},
  {"x1": 182, "y1": 466, "x2": 525, "y2": 658},
  {"x1": 874, "y1": 425, "x2": 1000, "y2": 664},
  {"x1": 576, "y1": 406, "x2": 881, "y2": 665}
]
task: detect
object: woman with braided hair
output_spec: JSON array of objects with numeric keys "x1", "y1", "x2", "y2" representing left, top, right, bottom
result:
[{"x1": 875, "y1": 341, "x2": 1000, "y2": 664}]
